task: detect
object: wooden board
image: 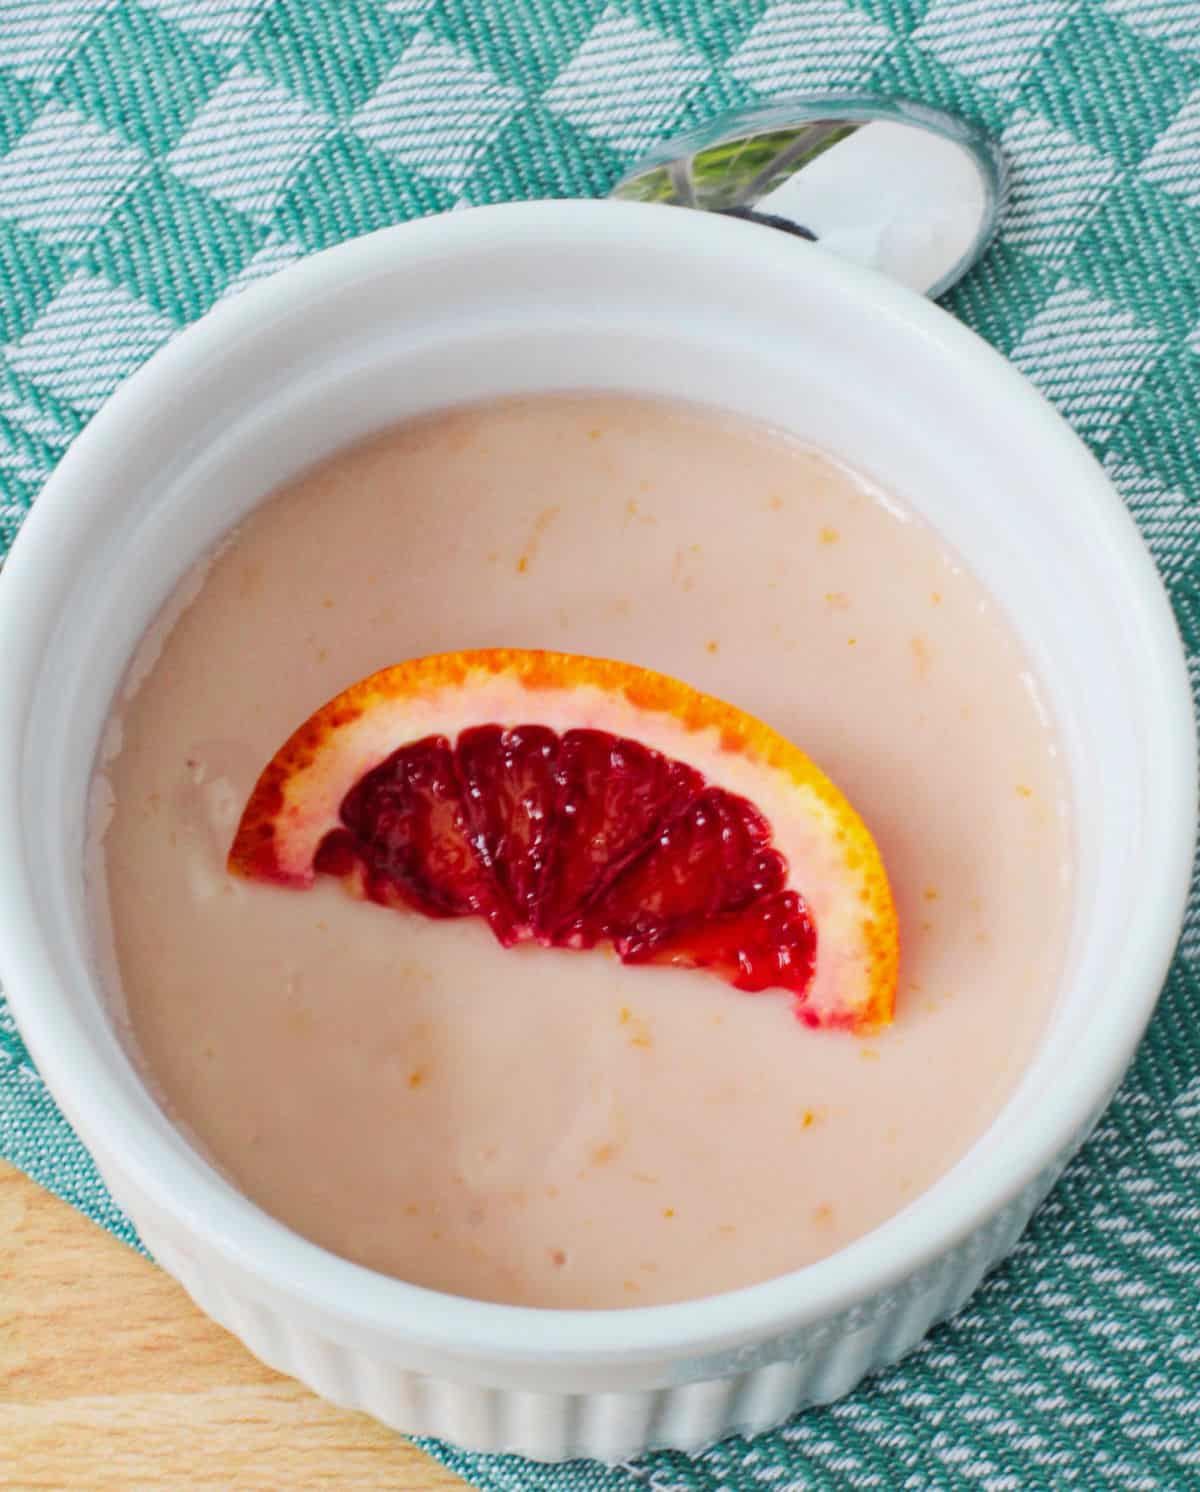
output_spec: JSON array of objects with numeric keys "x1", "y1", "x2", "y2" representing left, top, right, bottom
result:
[{"x1": 0, "y1": 1161, "x2": 473, "y2": 1490}]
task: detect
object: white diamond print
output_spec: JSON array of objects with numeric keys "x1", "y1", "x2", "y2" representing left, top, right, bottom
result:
[
  {"x1": 168, "y1": 66, "x2": 329, "y2": 218},
  {"x1": 0, "y1": 0, "x2": 112, "y2": 87},
  {"x1": 1141, "y1": 89, "x2": 1200, "y2": 208},
  {"x1": 216, "y1": 235, "x2": 305, "y2": 302},
  {"x1": 0, "y1": 355, "x2": 81, "y2": 448},
  {"x1": 912, "y1": 0, "x2": 1074, "y2": 96},
  {"x1": 542, "y1": 6, "x2": 707, "y2": 152},
  {"x1": 0, "y1": 420, "x2": 53, "y2": 483},
  {"x1": 0, "y1": 104, "x2": 147, "y2": 248},
  {"x1": 1000, "y1": 108, "x2": 1119, "y2": 265},
  {"x1": 1104, "y1": 455, "x2": 1196, "y2": 585},
  {"x1": 8, "y1": 274, "x2": 175, "y2": 412},
  {"x1": 138, "y1": 0, "x2": 267, "y2": 51},
  {"x1": 382, "y1": 0, "x2": 438, "y2": 16},
  {"x1": 727, "y1": 0, "x2": 892, "y2": 95},
  {"x1": 1102, "y1": 0, "x2": 1200, "y2": 52},
  {"x1": 352, "y1": 34, "x2": 522, "y2": 186},
  {"x1": 1010, "y1": 284, "x2": 1162, "y2": 440}
]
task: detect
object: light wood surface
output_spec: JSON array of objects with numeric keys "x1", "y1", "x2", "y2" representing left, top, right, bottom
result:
[{"x1": 0, "y1": 1160, "x2": 473, "y2": 1490}]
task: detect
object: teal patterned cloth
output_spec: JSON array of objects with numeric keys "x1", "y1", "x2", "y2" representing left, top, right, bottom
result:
[{"x1": 1, "y1": 2, "x2": 1198, "y2": 1487}]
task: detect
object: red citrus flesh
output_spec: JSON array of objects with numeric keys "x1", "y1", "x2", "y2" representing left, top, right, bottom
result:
[
  {"x1": 229, "y1": 650, "x2": 898, "y2": 1029},
  {"x1": 310, "y1": 725, "x2": 814, "y2": 996}
]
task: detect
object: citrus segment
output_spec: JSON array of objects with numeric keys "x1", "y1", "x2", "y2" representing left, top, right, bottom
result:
[
  {"x1": 312, "y1": 736, "x2": 502, "y2": 929},
  {"x1": 456, "y1": 723, "x2": 558, "y2": 938},
  {"x1": 580, "y1": 788, "x2": 786, "y2": 959},
  {"x1": 538, "y1": 730, "x2": 702, "y2": 944},
  {"x1": 645, "y1": 890, "x2": 818, "y2": 1001},
  {"x1": 228, "y1": 649, "x2": 898, "y2": 1029}
]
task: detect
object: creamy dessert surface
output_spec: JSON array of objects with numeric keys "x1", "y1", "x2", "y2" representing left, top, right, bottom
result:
[{"x1": 90, "y1": 394, "x2": 1073, "y2": 1308}]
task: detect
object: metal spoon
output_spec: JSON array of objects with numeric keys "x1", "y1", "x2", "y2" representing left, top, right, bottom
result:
[{"x1": 612, "y1": 96, "x2": 1006, "y2": 299}]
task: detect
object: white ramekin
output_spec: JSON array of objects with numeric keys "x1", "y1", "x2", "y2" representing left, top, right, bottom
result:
[{"x1": 0, "y1": 202, "x2": 1193, "y2": 1463}]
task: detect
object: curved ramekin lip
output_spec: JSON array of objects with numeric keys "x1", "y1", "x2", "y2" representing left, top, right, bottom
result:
[{"x1": 0, "y1": 200, "x2": 1193, "y2": 1369}]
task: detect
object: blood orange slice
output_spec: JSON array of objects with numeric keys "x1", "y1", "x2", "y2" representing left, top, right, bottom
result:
[{"x1": 229, "y1": 650, "x2": 897, "y2": 1030}]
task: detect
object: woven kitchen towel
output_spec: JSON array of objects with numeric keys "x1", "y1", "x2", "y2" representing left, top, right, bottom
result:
[{"x1": 1, "y1": 2, "x2": 1198, "y2": 1487}]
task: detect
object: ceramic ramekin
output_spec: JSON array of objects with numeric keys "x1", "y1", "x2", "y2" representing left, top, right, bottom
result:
[{"x1": 0, "y1": 202, "x2": 1193, "y2": 1463}]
